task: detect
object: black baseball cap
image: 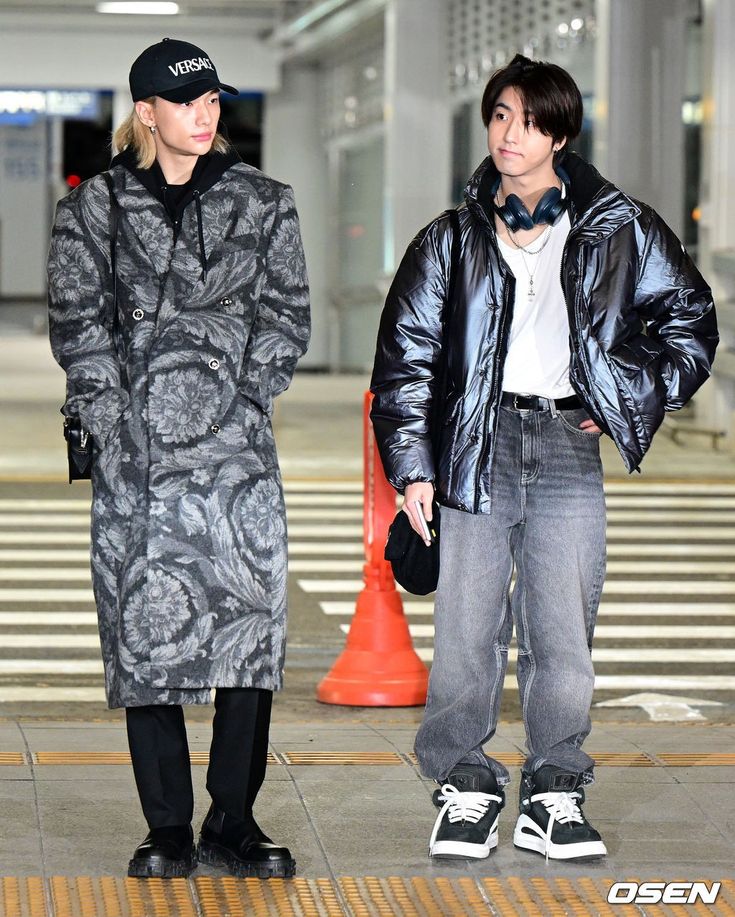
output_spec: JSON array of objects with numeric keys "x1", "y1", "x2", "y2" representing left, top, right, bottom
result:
[{"x1": 129, "y1": 38, "x2": 238, "y2": 103}]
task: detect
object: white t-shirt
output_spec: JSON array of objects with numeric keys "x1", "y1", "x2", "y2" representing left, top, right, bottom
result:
[{"x1": 497, "y1": 209, "x2": 575, "y2": 399}]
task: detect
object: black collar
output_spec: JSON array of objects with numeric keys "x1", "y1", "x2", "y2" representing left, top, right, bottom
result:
[
  {"x1": 110, "y1": 139, "x2": 241, "y2": 211},
  {"x1": 465, "y1": 151, "x2": 640, "y2": 241}
]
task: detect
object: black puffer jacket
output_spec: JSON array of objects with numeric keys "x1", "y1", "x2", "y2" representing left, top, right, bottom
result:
[{"x1": 370, "y1": 153, "x2": 718, "y2": 514}]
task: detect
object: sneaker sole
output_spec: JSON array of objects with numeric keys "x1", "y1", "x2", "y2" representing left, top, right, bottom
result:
[
  {"x1": 127, "y1": 853, "x2": 197, "y2": 878},
  {"x1": 198, "y1": 841, "x2": 296, "y2": 879},
  {"x1": 430, "y1": 834, "x2": 498, "y2": 859},
  {"x1": 513, "y1": 824, "x2": 607, "y2": 861}
]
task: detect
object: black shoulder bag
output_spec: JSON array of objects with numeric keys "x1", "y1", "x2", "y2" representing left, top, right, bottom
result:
[
  {"x1": 64, "y1": 173, "x2": 120, "y2": 483},
  {"x1": 384, "y1": 207, "x2": 461, "y2": 594}
]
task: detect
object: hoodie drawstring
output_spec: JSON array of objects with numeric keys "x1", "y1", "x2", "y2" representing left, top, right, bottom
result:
[{"x1": 193, "y1": 190, "x2": 208, "y2": 282}]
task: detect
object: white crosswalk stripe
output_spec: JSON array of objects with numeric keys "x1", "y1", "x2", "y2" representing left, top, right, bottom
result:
[
  {"x1": 0, "y1": 545, "x2": 733, "y2": 582},
  {"x1": 0, "y1": 588, "x2": 95, "y2": 603},
  {"x1": 337, "y1": 627, "x2": 735, "y2": 662},
  {"x1": 0, "y1": 611, "x2": 96, "y2": 624},
  {"x1": 319, "y1": 601, "x2": 735, "y2": 617},
  {"x1": 0, "y1": 532, "x2": 91, "y2": 544},
  {"x1": 299, "y1": 578, "x2": 735, "y2": 594},
  {"x1": 289, "y1": 482, "x2": 735, "y2": 691},
  {"x1": 0, "y1": 481, "x2": 734, "y2": 704},
  {"x1": 0, "y1": 687, "x2": 106, "y2": 702}
]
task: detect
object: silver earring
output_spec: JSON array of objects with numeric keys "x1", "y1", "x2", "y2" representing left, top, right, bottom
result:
[{"x1": 150, "y1": 126, "x2": 157, "y2": 135}]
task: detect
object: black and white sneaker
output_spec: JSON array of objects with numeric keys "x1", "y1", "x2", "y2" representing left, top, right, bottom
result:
[
  {"x1": 428, "y1": 764, "x2": 504, "y2": 859},
  {"x1": 513, "y1": 766, "x2": 607, "y2": 861}
]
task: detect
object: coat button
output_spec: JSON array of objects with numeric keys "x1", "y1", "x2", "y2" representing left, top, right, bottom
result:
[
  {"x1": 208, "y1": 358, "x2": 220, "y2": 370},
  {"x1": 132, "y1": 308, "x2": 144, "y2": 321},
  {"x1": 211, "y1": 423, "x2": 221, "y2": 434},
  {"x1": 220, "y1": 296, "x2": 232, "y2": 306}
]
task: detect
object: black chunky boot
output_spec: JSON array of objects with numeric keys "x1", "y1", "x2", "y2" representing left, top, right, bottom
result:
[
  {"x1": 128, "y1": 825, "x2": 197, "y2": 878},
  {"x1": 198, "y1": 804, "x2": 296, "y2": 878}
]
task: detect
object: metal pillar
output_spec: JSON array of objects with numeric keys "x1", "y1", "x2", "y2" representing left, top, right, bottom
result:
[
  {"x1": 263, "y1": 64, "x2": 330, "y2": 369},
  {"x1": 594, "y1": 0, "x2": 688, "y2": 236},
  {"x1": 698, "y1": 0, "x2": 735, "y2": 442},
  {"x1": 383, "y1": 0, "x2": 452, "y2": 271}
]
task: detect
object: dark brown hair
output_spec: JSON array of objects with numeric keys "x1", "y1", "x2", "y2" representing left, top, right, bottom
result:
[{"x1": 480, "y1": 54, "x2": 583, "y2": 145}]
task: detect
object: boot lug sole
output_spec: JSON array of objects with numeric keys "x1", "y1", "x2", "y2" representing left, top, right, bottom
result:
[
  {"x1": 127, "y1": 853, "x2": 197, "y2": 879},
  {"x1": 198, "y1": 841, "x2": 296, "y2": 879}
]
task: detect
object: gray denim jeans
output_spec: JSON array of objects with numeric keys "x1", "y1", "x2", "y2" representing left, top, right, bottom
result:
[{"x1": 414, "y1": 403, "x2": 607, "y2": 786}]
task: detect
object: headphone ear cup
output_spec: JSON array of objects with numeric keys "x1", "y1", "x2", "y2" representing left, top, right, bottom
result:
[
  {"x1": 493, "y1": 201, "x2": 521, "y2": 232},
  {"x1": 531, "y1": 187, "x2": 564, "y2": 226},
  {"x1": 502, "y1": 194, "x2": 534, "y2": 231}
]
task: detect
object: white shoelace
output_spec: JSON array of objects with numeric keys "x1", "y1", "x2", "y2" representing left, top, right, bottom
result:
[
  {"x1": 437, "y1": 784, "x2": 502, "y2": 825},
  {"x1": 530, "y1": 790, "x2": 584, "y2": 859}
]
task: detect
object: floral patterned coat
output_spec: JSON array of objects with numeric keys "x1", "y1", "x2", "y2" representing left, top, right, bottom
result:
[{"x1": 47, "y1": 157, "x2": 310, "y2": 708}]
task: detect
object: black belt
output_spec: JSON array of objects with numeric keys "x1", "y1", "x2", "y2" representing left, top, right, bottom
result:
[{"x1": 501, "y1": 392, "x2": 582, "y2": 412}]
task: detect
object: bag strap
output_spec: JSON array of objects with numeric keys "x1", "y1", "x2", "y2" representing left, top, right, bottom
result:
[
  {"x1": 101, "y1": 172, "x2": 119, "y2": 341},
  {"x1": 446, "y1": 207, "x2": 461, "y2": 324},
  {"x1": 430, "y1": 207, "x2": 461, "y2": 455}
]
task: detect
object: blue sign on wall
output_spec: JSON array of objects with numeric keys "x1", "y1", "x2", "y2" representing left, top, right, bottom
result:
[{"x1": 0, "y1": 90, "x2": 101, "y2": 120}]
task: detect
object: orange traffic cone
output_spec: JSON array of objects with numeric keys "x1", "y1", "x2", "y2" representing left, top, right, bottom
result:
[{"x1": 316, "y1": 393, "x2": 429, "y2": 706}]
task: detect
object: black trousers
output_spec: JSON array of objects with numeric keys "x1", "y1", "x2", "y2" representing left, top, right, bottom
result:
[{"x1": 126, "y1": 687, "x2": 273, "y2": 829}]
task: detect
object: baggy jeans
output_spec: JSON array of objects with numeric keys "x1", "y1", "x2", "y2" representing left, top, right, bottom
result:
[{"x1": 414, "y1": 404, "x2": 607, "y2": 786}]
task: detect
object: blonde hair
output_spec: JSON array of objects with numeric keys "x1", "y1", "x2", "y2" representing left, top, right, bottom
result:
[{"x1": 112, "y1": 98, "x2": 231, "y2": 169}]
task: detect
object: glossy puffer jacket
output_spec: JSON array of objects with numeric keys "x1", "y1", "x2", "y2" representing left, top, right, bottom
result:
[{"x1": 370, "y1": 153, "x2": 718, "y2": 514}]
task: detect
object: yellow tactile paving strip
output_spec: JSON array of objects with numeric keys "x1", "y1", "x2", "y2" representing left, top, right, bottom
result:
[
  {"x1": 408, "y1": 752, "x2": 655, "y2": 767},
  {"x1": 9, "y1": 751, "x2": 735, "y2": 767},
  {"x1": 31, "y1": 752, "x2": 280, "y2": 767},
  {"x1": 589, "y1": 753, "x2": 655, "y2": 766},
  {"x1": 196, "y1": 876, "x2": 344, "y2": 916},
  {"x1": 280, "y1": 752, "x2": 404, "y2": 766},
  {"x1": 1, "y1": 878, "x2": 733, "y2": 917},
  {"x1": 657, "y1": 754, "x2": 735, "y2": 766},
  {"x1": 0, "y1": 878, "x2": 47, "y2": 917},
  {"x1": 49, "y1": 877, "x2": 199, "y2": 917},
  {"x1": 406, "y1": 752, "x2": 527, "y2": 767}
]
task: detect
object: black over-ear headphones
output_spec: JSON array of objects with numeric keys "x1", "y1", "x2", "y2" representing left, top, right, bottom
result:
[{"x1": 492, "y1": 165, "x2": 570, "y2": 232}]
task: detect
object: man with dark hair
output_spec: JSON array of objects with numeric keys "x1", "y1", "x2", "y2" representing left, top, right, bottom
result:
[{"x1": 370, "y1": 54, "x2": 717, "y2": 861}]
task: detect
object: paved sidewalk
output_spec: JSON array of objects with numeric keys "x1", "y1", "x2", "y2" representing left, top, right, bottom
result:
[
  {"x1": 1, "y1": 325, "x2": 734, "y2": 914},
  {"x1": 1, "y1": 719, "x2": 734, "y2": 885}
]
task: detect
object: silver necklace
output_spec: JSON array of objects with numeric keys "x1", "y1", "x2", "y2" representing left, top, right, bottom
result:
[
  {"x1": 508, "y1": 226, "x2": 552, "y2": 298},
  {"x1": 507, "y1": 223, "x2": 553, "y2": 255},
  {"x1": 517, "y1": 248, "x2": 540, "y2": 299},
  {"x1": 496, "y1": 189, "x2": 555, "y2": 298}
]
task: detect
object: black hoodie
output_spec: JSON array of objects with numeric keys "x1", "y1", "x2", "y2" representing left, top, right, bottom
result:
[
  {"x1": 109, "y1": 142, "x2": 241, "y2": 278},
  {"x1": 109, "y1": 143, "x2": 241, "y2": 241}
]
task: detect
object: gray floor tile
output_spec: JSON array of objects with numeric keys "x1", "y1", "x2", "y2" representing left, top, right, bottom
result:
[
  {"x1": 593, "y1": 767, "x2": 678, "y2": 783},
  {"x1": 0, "y1": 782, "x2": 43, "y2": 874},
  {"x1": 287, "y1": 765, "x2": 420, "y2": 783},
  {"x1": 604, "y1": 837, "x2": 735, "y2": 865},
  {"x1": 590, "y1": 780, "x2": 717, "y2": 822},
  {"x1": 661, "y1": 765, "x2": 735, "y2": 783},
  {"x1": 0, "y1": 767, "x2": 32, "y2": 779},
  {"x1": 0, "y1": 724, "x2": 26, "y2": 751},
  {"x1": 296, "y1": 777, "x2": 435, "y2": 876}
]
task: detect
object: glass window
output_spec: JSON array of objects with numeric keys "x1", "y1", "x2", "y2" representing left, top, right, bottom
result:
[{"x1": 337, "y1": 136, "x2": 384, "y2": 289}]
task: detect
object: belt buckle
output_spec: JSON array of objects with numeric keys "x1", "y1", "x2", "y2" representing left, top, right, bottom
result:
[{"x1": 513, "y1": 393, "x2": 534, "y2": 411}]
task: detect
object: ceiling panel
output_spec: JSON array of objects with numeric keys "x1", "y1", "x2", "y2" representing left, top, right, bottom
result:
[{"x1": 0, "y1": 0, "x2": 313, "y2": 28}]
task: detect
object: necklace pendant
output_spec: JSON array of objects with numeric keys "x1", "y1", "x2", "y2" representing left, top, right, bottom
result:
[{"x1": 528, "y1": 279, "x2": 535, "y2": 298}]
